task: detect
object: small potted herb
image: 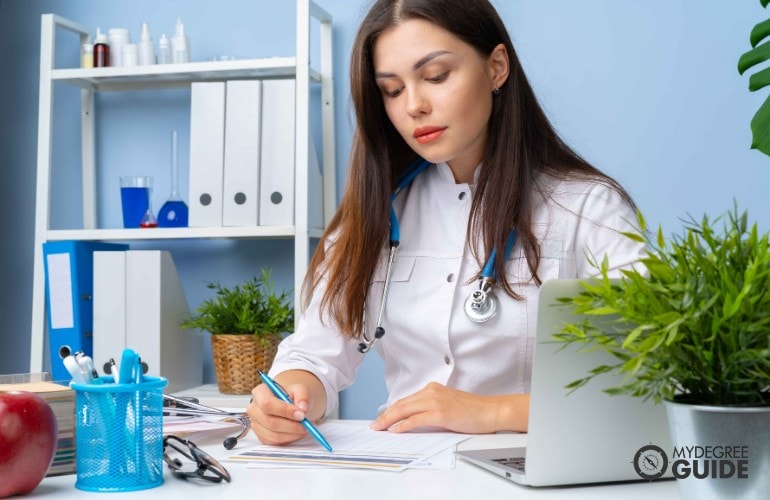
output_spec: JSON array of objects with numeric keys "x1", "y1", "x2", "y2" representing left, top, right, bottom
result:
[{"x1": 182, "y1": 268, "x2": 294, "y2": 394}]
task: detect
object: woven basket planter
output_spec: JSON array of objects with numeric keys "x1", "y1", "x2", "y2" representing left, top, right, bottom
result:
[{"x1": 210, "y1": 333, "x2": 281, "y2": 394}]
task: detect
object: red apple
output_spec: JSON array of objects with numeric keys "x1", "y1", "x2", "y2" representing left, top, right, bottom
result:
[{"x1": 0, "y1": 391, "x2": 58, "y2": 498}]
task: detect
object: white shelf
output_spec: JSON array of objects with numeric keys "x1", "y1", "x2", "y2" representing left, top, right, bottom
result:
[
  {"x1": 29, "y1": 1, "x2": 337, "y2": 375},
  {"x1": 45, "y1": 226, "x2": 325, "y2": 242},
  {"x1": 50, "y1": 57, "x2": 323, "y2": 92}
]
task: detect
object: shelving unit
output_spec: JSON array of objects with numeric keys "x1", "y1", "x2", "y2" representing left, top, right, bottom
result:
[{"x1": 29, "y1": 0, "x2": 336, "y2": 373}]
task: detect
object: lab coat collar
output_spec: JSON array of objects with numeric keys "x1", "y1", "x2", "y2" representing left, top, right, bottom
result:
[{"x1": 435, "y1": 161, "x2": 483, "y2": 186}]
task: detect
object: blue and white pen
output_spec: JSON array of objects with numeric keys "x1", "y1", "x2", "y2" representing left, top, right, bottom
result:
[{"x1": 257, "y1": 369, "x2": 333, "y2": 452}]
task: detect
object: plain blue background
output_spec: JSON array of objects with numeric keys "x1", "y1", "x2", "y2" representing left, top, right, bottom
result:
[{"x1": 1, "y1": 1, "x2": 769, "y2": 418}]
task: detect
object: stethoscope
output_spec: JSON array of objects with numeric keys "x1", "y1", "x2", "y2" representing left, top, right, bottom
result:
[
  {"x1": 163, "y1": 394, "x2": 250, "y2": 450},
  {"x1": 357, "y1": 159, "x2": 517, "y2": 354}
]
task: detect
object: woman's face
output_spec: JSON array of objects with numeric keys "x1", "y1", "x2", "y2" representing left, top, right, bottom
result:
[{"x1": 373, "y1": 18, "x2": 500, "y2": 183}]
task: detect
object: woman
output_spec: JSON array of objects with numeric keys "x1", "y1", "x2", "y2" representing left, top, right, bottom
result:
[{"x1": 247, "y1": 0, "x2": 644, "y2": 445}]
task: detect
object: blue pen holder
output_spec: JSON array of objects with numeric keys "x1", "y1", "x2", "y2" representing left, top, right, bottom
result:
[{"x1": 71, "y1": 376, "x2": 168, "y2": 492}]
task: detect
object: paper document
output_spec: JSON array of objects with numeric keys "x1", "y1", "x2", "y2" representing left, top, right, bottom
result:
[{"x1": 227, "y1": 422, "x2": 469, "y2": 471}]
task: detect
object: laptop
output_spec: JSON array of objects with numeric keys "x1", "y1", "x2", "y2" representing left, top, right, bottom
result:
[{"x1": 456, "y1": 279, "x2": 672, "y2": 486}]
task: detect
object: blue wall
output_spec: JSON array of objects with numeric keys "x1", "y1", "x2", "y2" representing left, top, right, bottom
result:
[{"x1": 1, "y1": 0, "x2": 769, "y2": 419}]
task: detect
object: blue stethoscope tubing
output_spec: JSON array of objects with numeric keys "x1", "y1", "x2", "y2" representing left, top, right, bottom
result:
[{"x1": 357, "y1": 159, "x2": 517, "y2": 354}]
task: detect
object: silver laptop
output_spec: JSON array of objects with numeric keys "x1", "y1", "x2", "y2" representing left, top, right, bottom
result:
[{"x1": 456, "y1": 279, "x2": 672, "y2": 486}]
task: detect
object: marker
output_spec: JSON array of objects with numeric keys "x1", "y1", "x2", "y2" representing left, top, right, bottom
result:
[{"x1": 257, "y1": 369, "x2": 333, "y2": 452}]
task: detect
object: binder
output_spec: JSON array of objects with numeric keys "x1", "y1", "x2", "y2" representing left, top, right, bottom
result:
[
  {"x1": 259, "y1": 79, "x2": 296, "y2": 226},
  {"x1": 223, "y1": 80, "x2": 262, "y2": 226},
  {"x1": 42, "y1": 241, "x2": 128, "y2": 382},
  {"x1": 189, "y1": 81, "x2": 226, "y2": 227},
  {"x1": 124, "y1": 250, "x2": 202, "y2": 392},
  {"x1": 92, "y1": 251, "x2": 127, "y2": 374}
]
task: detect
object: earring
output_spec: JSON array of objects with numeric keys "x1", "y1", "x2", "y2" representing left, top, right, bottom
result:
[{"x1": 492, "y1": 86, "x2": 501, "y2": 97}]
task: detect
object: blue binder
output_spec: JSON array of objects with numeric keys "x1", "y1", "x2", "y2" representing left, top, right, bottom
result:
[{"x1": 42, "y1": 241, "x2": 129, "y2": 382}]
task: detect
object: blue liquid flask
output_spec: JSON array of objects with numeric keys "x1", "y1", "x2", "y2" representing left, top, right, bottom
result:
[{"x1": 158, "y1": 130, "x2": 189, "y2": 227}]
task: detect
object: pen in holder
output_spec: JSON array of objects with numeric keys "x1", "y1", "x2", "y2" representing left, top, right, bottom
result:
[{"x1": 70, "y1": 376, "x2": 167, "y2": 492}]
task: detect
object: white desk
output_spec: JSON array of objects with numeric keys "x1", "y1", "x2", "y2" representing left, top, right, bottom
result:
[{"x1": 32, "y1": 422, "x2": 681, "y2": 499}]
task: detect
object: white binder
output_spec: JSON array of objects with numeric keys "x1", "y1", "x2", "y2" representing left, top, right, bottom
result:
[
  {"x1": 124, "y1": 250, "x2": 203, "y2": 392},
  {"x1": 223, "y1": 80, "x2": 262, "y2": 226},
  {"x1": 259, "y1": 79, "x2": 295, "y2": 226},
  {"x1": 189, "y1": 82, "x2": 226, "y2": 227},
  {"x1": 92, "y1": 251, "x2": 127, "y2": 374}
]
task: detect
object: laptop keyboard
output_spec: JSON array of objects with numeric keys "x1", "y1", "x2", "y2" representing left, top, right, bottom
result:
[{"x1": 493, "y1": 456, "x2": 526, "y2": 472}]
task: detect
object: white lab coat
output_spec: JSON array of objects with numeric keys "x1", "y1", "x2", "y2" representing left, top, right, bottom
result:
[{"x1": 270, "y1": 163, "x2": 646, "y2": 417}]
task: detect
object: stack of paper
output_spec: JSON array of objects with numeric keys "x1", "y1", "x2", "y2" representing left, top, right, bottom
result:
[
  {"x1": 0, "y1": 376, "x2": 76, "y2": 476},
  {"x1": 226, "y1": 422, "x2": 470, "y2": 471}
]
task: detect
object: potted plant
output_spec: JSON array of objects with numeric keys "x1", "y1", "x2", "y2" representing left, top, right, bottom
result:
[
  {"x1": 182, "y1": 268, "x2": 294, "y2": 395},
  {"x1": 553, "y1": 206, "x2": 770, "y2": 499}
]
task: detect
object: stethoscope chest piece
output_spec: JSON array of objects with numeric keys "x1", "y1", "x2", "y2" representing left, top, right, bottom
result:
[{"x1": 464, "y1": 278, "x2": 498, "y2": 323}]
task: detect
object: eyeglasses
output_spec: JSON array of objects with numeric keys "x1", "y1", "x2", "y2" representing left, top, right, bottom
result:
[{"x1": 163, "y1": 435, "x2": 232, "y2": 483}]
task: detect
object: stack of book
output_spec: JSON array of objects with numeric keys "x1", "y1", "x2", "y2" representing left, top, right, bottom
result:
[{"x1": 0, "y1": 374, "x2": 76, "y2": 476}]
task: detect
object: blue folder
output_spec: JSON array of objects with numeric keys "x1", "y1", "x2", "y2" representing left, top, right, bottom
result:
[{"x1": 42, "y1": 241, "x2": 129, "y2": 382}]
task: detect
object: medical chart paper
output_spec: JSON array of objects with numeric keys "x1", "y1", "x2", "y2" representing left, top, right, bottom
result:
[{"x1": 227, "y1": 421, "x2": 470, "y2": 471}]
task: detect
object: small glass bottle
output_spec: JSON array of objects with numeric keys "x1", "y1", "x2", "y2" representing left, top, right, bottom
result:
[
  {"x1": 81, "y1": 41, "x2": 94, "y2": 68},
  {"x1": 94, "y1": 28, "x2": 110, "y2": 67},
  {"x1": 157, "y1": 34, "x2": 171, "y2": 64}
]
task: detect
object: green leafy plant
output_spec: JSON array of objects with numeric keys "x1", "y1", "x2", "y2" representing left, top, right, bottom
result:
[
  {"x1": 553, "y1": 205, "x2": 770, "y2": 406},
  {"x1": 182, "y1": 268, "x2": 294, "y2": 344},
  {"x1": 738, "y1": 0, "x2": 770, "y2": 157}
]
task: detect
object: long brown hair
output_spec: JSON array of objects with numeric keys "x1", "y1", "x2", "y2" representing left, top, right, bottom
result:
[{"x1": 303, "y1": 0, "x2": 632, "y2": 338}]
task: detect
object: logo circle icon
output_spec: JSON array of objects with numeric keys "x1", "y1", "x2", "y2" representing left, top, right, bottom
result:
[{"x1": 633, "y1": 444, "x2": 668, "y2": 480}]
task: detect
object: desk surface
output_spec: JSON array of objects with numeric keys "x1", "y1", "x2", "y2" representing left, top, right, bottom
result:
[{"x1": 32, "y1": 422, "x2": 681, "y2": 499}]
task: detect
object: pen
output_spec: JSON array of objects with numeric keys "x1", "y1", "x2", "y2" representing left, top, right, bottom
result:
[{"x1": 257, "y1": 369, "x2": 333, "y2": 452}]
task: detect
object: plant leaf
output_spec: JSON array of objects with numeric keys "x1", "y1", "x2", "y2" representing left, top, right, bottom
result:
[
  {"x1": 751, "y1": 18, "x2": 770, "y2": 47},
  {"x1": 749, "y1": 65, "x2": 770, "y2": 91},
  {"x1": 750, "y1": 93, "x2": 770, "y2": 156},
  {"x1": 738, "y1": 40, "x2": 770, "y2": 74}
]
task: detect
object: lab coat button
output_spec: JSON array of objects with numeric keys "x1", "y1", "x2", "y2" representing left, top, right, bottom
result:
[
  {"x1": 446, "y1": 273, "x2": 454, "y2": 282},
  {"x1": 444, "y1": 355, "x2": 451, "y2": 365},
  {"x1": 458, "y1": 192, "x2": 467, "y2": 200}
]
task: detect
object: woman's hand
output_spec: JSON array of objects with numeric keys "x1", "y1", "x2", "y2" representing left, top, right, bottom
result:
[
  {"x1": 370, "y1": 382, "x2": 529, "y2": 434},
  {"x1": 246, "y1": 370, "x2": 327, "y2": 446}
]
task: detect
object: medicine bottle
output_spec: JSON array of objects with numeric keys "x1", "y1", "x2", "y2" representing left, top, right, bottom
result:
[
  {"x1": 94, "y1": 28, "x2": 110, "y2": 68},
  {"x1": 108, "y1": 28, "x2": 130, "y2": 67},
  {"x1": 138, "y1": 22, "x2": 156, "y2": 65},
  {"x1": 122, "y1": 44, "x2": 139, "y2": 67},
  {"x1": 172, "y1": 17, "x2": 190, "y2": 63},
  {"x1": 81, "y1": 41, "x2": 94, "y2": 69},
  {"x1": 158, "y1": 34, "x2": 172, "y2": 64}
]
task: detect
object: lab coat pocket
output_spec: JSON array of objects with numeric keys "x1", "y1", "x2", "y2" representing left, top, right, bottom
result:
[
  {"x1": 506, "y1": 239, "x2": 564, "y2": 290},
  {"x1": 371, "y1": 251, "x2": 416, "y2": 283}
]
